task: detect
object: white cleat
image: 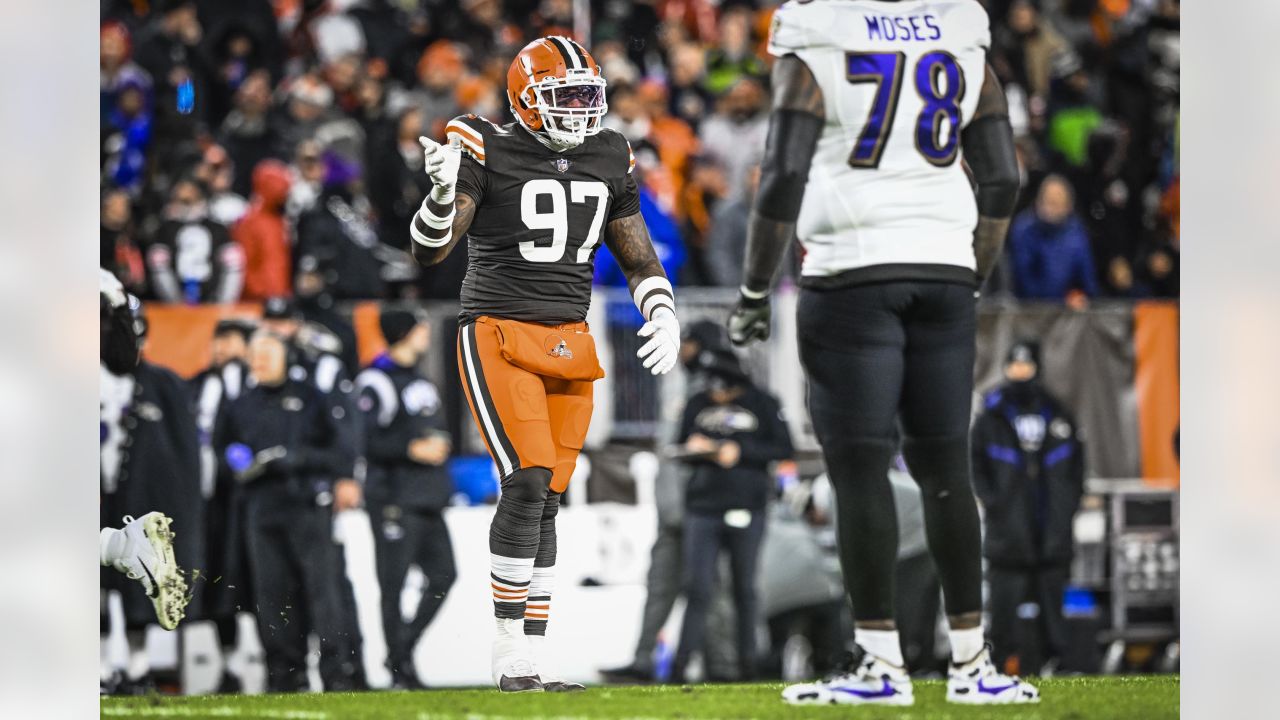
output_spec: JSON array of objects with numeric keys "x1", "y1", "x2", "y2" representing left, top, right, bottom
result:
[
  {"x1": 782, "y1": 653, "x2": 913, "y2": 706},
  {"x1": 946, "y1": 647, "x2": 1040, "y2": 704},
  {"x1": 492, "y1": 618, "x2": 543, "y2": 693},
  {"x1": 109, "y1": 513, "x2": 189, "y2": 630},
  {"x1": 529, "y1": 636, "x2": 585, "y2": 692}
]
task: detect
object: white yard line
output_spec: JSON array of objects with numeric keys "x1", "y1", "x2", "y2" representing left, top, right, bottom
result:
[{"x1": 101, "y1": 707, "x2": 328, "y2": 719}]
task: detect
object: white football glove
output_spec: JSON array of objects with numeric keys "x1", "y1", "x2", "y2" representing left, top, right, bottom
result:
[
  {"x1": 636, "y1": 307, "x2": 681, "y2": 376},
  {"x1": 419, "y1": 135, "x2": 461, "y2": 202}
]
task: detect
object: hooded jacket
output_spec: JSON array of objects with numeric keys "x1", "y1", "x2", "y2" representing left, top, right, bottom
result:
[{"x1": 234, "y1": 160, "x2": 294, "y2": 301}]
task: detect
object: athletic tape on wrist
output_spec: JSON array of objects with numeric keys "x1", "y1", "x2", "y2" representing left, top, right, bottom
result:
[
  {"x1": 632, "y1": 276, "x2": 675, "y2": 321},
  {"x1": 410, "y1": 220, "x2": 451, "y2": 248},
  {"x1": 417, "y1": 197, "x2": 455, "y2": 230}
]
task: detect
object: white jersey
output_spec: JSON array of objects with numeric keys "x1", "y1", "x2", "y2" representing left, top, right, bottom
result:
[{"x1": 768, "y1": 0, "x2": 990, "y2": 283}]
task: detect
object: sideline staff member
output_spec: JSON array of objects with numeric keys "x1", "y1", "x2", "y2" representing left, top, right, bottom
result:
[
  {"x1": 671, "y1": 349, "x2": 794, "y2": 682},
  {"x1": 214, "y1": 330, "x2": 359, "y2": 692},
  {"x1": 357, "y1": 310, "x2": 456, "y2": 689}
]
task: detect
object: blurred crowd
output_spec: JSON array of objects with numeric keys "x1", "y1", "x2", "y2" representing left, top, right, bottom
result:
[{"x1": 101, "y1": 0, "x2": 1179, "y2": 304}]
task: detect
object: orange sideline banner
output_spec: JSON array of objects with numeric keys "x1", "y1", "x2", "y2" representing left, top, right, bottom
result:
[
  {"x1": 142, "y1": 303, "x2": 262, "y2": 378},
  {"x1": 1133, "y1": 302, "x2": 1180, "y2": 485}
]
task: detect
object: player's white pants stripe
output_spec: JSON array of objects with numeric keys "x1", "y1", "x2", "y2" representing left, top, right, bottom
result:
[{"x1": 461, "y1": 324, "x2": 515, "y2": 476}]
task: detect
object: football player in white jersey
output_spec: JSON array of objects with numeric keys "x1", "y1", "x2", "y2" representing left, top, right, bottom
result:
[{"x1": 728, "y1": 0, "x2": 1037, "y2": 706}]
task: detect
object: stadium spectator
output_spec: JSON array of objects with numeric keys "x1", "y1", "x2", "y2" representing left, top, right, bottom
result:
[
  {"x1": 666, "y1": 42, "x2": 714, "y2": 132},
  {"x1": 294, "y1": 154, "x2": 387, "y2": 300},
  {"x1": 218, "y1": 69, "x2": 282, "y2": 198},
  {"x1": 971, "y1": 340, "x2": 1085, "y2": 675},
  {"x1": 1008, "y1": 175, "x2": 1099, "y2": 301},
  {"x1": 131, "y1": 0, "x2": 207, "y2": 162},
  {"x1": 101, "y1": 75, "x2": 153, "y2": 195},
  {"x1": 234, "y1": 160, "x2": 294, "y2": 302},
  {"x1": 697, "y1": 76, "x2": 768, "y2": 207},
  {"x1": 703, "y1": 8, "x2": 766, "y2": 95},
  {"x1": 195, "y1": 145, "x2": 250, "y2": 227},
  {"x1": 671, "y1": 348, "x2": 794, "y2": 683},
  {"x1": 704, "y1": 166, "x2": 758, "y2": 288},
  {"x1": 403, "y1": 41, "x2": 468, "y2": 141},
  {"x1": 146, "y1": 177, "x2": 245, "y2": 304},
  {"x1": 101, "y1": 189, "x2": 146, "y2": 295},
  {"x1": 991, "y1": 0, "x2": 1072, "y2": 113},
  {"x1": 100, "y1": 21, "x2": 152, "y2": 125}
]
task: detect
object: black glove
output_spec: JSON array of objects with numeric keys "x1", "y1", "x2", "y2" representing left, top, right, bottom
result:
[{"x1": 727, "y1": 292, "x2": 771, "y2": 346}]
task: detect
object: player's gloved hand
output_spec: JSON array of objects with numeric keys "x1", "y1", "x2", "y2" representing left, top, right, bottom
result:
[
  {"x1": 419, "y1": 135, "x2": 461, "y2": 202},
  {"x1": 636, "y1": 306, "x2": 680, "y2": 376},
  {"x1": 728, "y1": 292, "x2": 771, "y2": 346},
  {"x1": 100, "y1": 268, "x2": 127, "y2": 309}
]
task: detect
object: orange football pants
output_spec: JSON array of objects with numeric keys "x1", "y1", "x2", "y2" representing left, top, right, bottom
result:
[{"x1": 456, "y1": 319, "x2": 594, "y2": 492}]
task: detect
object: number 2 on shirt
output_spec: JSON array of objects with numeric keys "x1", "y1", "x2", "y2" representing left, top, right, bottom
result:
[{"x1": 845, "y1": 51, "x2": 965, "y2": 169}]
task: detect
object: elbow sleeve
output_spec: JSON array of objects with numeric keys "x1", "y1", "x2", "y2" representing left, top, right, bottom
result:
[
  {"x1": 962, "y1": 114, "x2": 1020, "y2": 218},
  {"x1": 756, "y1": 109, "x2": 823, "y2": 223}
]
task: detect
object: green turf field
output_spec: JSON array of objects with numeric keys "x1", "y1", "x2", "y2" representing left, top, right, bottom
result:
[{"x1": 100, "y1": 675, "x2": 1177, "y2": 719}]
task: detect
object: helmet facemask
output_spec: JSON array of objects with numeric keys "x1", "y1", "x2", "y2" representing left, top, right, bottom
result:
[{"x1": 525, "y1": 69, "x2": 607, "y2": 150}]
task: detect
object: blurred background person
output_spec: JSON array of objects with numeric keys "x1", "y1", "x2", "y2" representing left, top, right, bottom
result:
[
  {"x1": 213, "y1": 330, "x2": 360, "y2": 691},
  {"x1": 356, "y1": 310, "x2": 456, "y2": 689},
  {"x1": 257, "y1": 296, "x2": 366, "y2": 685},
  {"x1": 971, "y1": 340, "x2": 1085, "y2": 675},
  {"x1": 146, "y1": 177, "x2": 245, "y2": 304},
  {"x1": 1008, "y1": 175, "x2": 1098, "y2": 303},
  {"x1": 600, "y1": 321, "x2": 740, "y2": 685},
  {"x1": 101, "y1": 189, "x2": 146, "y2": 295},
  {"x1": 190, "y1": 318, "x2": 256, "y2": 692},
  {"x1": 101, "y1": 301, "x2": 204, "y2": 693},
  {"x1": 671, "y1": 348, "x2": 794, "y2": 683},
  {"x1": 233, "y1": 160, "x2": 294, "y2": 302}
]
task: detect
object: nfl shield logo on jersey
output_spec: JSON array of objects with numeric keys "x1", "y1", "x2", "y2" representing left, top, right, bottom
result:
[{"x1": 551, "y1": 158, "x2": 571, "y2": 173}]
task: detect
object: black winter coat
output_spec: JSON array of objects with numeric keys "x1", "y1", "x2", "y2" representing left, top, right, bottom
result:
[
  {"x1": 356, "y1": 354, "x2": 454, "y2": 511},
  {"x1": 971, "y1": 383, "x2": 1085, "y2": 566}
]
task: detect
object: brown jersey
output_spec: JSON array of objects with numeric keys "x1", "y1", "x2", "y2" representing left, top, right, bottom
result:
[{"x1": 447, "y1": 115, "x2": 640, "y2": 324}]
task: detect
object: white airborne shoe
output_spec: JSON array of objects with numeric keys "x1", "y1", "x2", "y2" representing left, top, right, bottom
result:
[
  {"x1": 946, "y1": 647, "x2": 1040, "y2": 704},
  {"x1": 106, "y1": 513, "x2": 189, "y2": 630},
  {"x1": 492, "y1": 618, "x2": 542, "y2": 693},
  {"x1": 782, "y1": 652, "x2": 913, "y2": 706}
]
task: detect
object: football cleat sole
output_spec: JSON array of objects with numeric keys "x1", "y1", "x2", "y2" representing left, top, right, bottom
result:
[{"x1": 142, "y1": 513, "x2": 189, "y2": 631}]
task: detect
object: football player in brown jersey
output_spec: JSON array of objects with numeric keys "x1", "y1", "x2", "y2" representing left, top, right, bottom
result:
[{"x1": 409, "y1": 36, "x2": 681, "y2": 692}]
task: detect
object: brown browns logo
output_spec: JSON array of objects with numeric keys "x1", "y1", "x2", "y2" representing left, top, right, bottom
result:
[{"x1": 545, "y1": 335, "x2": 573, "y2": 359}]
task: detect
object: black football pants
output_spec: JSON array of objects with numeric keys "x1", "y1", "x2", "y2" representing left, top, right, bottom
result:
[{"x1": 797, "y1": 280, "x2": 983, "y2": 624}]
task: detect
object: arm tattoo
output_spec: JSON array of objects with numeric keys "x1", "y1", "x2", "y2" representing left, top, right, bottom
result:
[
  {"x1": 411, "y1": 193, "x2": 476, "y2": 267},
  {"x1": 604, "y1": 212, "x2": 666, "y2": 293}
]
